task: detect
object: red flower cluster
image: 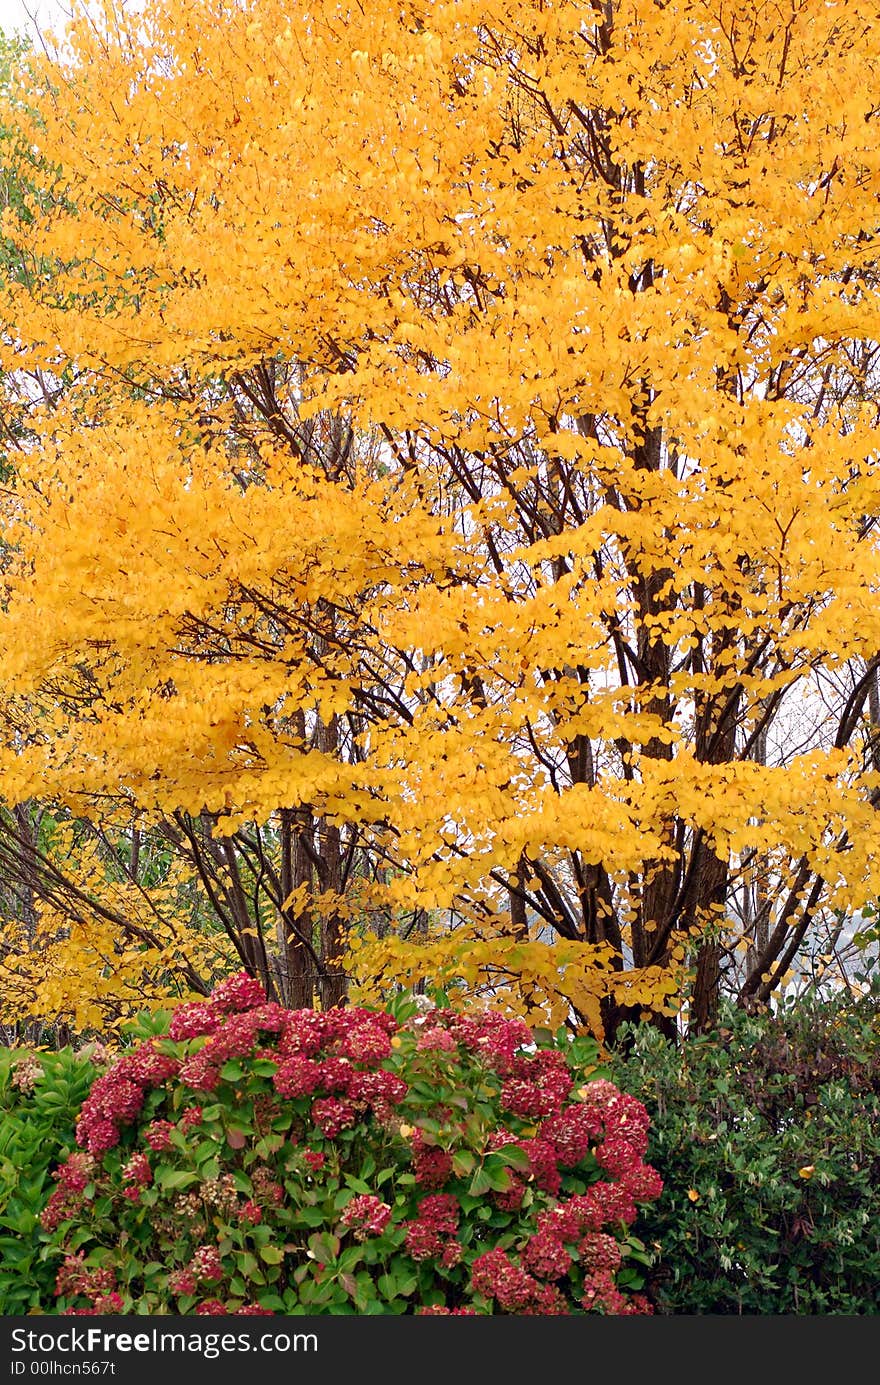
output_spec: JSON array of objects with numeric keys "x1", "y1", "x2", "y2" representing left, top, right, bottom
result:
[
  {"x1": 211, "y1": 973, "x2": 268, "y2": 1013},
  {"x1": 578, "y1": 1232, "x2": 622, "y2": 1272},
  {"x1": 416, "y1": 1026, "x2": 458, "y2": 1052},
  {"x1": 459, "y1": 1157, "x2": 656, "y2": 1314},
  {"x1": 339, "y1": 1023, "x2": 393, "y2": 1063},
  {"x1": 403, "y1": 1193, "x2": 460, "y2": 1262},
  {"x1": 190, "y1": 1245, "x2": 224, "y2": 1284},
  {"x1": 144, "y1": 1120, "x2": 175, "y2": 1152},
  {"x1": 45, "y1": 973, "x2": 662, "y2": 1318},
  {"x1": 581, "y1": 1270, "x2": 653, "y2": 1315},
  {"x1": 319, "y1": 1057, "x2": 354, "y2": 1092},
  {"x1": 578, "y1": 1079, "x2": 652, "y2": 1153},
  {"x1": 251, "y1": 1167, "x2": 284, "y2": 1206},
  {"x1": 76, "y1": 1043, "x2": 180, "y2": 1155},
  {"x1": 434, "y1": 1010, "x2": 533, "y2": 1065},
  {"x1": 340, "y1": 1194, "x2": 392, "y2": 1239},
  {"x1": 55, "y1": 1255, "x2": 116, "y2": 1302},
  {"x1": 178, "y1": 1050, "x2": 222, "y2": 1093},
  {"x1": 168, "y1": 1269, "x2": 197, "y2": 1295},
  {"x1": 92, "y1": 1293, "x2": 124, "y2": 1315},
  {"x1": 484, "y1": 1130, "x2": 562, "y2": 1204},
  {"x1": 168, "y1": 986, "x2": 405, "y2": 1148},
  {"x1": 61, "y1": 1291, "x2": 123, "y2": 1316},
  {"x1": 410, "y1": 1129, "x2": 453, "y2": 1188},
  {"x1": 40, "y1": 1153, "x2": 96, "y2": 1232},
  {"x1": 521, "y1": 1229, "x2": 572, "y2": 1280},
  {"x1": 192, "y1": 1300, "x2": 272, "y2": 1315},
  {"x1": 542, "y1": 1104, "x2": 604, "y2": 1165},
  {"x1": 195, "y1": 1300, "x2": 226, "y2": 1315},
  {"x1": 311, "y1": 1096, "x2": 357, "y2": 1137},
  {"x1": 348, "y1": 1069, "x2": 407, "y2": 1106},
  {"x1": 498, "y1": 1050, "x2": 573, "y2": 1120},
  {"x1": 399, "y1": 1008, "x2": 660, "y2": 1240},
  {"x1": 417, "y1": 1306, "x2": 480, "y2": 1315},
  {"x1": 595, "y1": 1135, "x2": 663, "y2": 1201},
  {"x1": 470, "y1": 1249, "x2": 567, "y2": 1314},
  {"x1": 167, "y1": 1003, "x2": 220, "y2": 1041},
  {"x1": 517, "y1": 1137, "x2": 562, "y2": 1195},
  {"x1": 121, "y1": 1152, "x2": 152, "y2": 1202},
  {"x1": 273, "y1": 1055, "x2": 322, "y2": 1098},
  {"x1": 122, "y1": 1153, "x2": 152, "y2": 1187}
]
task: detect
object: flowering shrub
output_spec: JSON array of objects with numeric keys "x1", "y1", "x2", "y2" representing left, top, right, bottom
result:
[{"x1": 41, "y1": 975, "x2": 662, "y2": 1314}]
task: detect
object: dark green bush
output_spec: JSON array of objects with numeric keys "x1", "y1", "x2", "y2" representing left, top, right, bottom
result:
[
  {"x1": 0, "y1": 1046, "x2": 99, "y2": 1313},
  {"x1": 608, "y1": 994, "x2": 880, "y2": 1314}
]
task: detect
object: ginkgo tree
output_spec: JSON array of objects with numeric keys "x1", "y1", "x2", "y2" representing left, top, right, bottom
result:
[{"x1": 1, "y1": 0, "x2": 880, "y2": 1038}]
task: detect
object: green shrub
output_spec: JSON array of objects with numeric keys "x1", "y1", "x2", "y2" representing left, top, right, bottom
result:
[
  {"x1": 39, "y1": 975, "x2": 662, "y2": 1315},
  {"x1": 608, "y1": 994, "x2": 880, "y2": 1314},
  {"x1": 0, "y1": 1046, "x2": 99, "y2": 1313}
]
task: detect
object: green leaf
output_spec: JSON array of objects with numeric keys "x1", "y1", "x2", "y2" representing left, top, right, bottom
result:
[
  {"x1": 468, "y1": 1167, "x2": 494, "y2": 1196},
  {"x1": 344, "y1": 1175, "x2": 372, "y2": 1195},
  {"x1": 307, "y1": 1232, "x2": 341, "y2": 1264},
  {"x1": 251, "y1": 1059, "x2": 278, "y2": 1077},
  {"x1": 486, "y1": 1166, "x2": 512, "y2": 1192},
  {"x1": 457, "y1": 1193, "x2": 482, "y2": 1215},
  {"x1": 257, "y1": 1293, "x2": 287, "y2": 1311},
  {"x1": 259, "y1": 1245, "x2": 285, "y2": 1265},
  {"x1": 155, "y1": 1168, "x2": 198, "y2": 1191},
  {"x1": 255, "y1": 1135, "x2": 285, "y2": 1159},
  {"x1": 494, "y1": 1144, "x2": 531, "y2": 1174}
]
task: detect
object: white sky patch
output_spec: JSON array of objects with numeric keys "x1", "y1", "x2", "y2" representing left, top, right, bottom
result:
[{"x1": 0, "y1": 0, "x2": 71, "y2": 43}]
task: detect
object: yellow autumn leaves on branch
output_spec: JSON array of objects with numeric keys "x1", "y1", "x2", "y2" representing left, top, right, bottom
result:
[{"x1": 0, "y1": 0, "x2": 879, "y2": 1037}]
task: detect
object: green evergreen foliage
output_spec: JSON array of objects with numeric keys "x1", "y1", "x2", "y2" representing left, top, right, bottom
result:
[{"x1": 609, "y1": 994, "x2": 880, "y2": 1314}]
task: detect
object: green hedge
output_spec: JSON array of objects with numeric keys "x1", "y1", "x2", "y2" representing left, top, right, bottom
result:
[
  {"x1": 609, "y1": 994, "x2": 880, "y2": 1314},
  {"x1": 0, "y1": 1047, "x2": 98, "y2": 1313}
]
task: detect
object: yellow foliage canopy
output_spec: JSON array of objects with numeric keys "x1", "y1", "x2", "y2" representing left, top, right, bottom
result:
[{"x1": 1, "y1": 0, "x2": 880, "y2": 1034}]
